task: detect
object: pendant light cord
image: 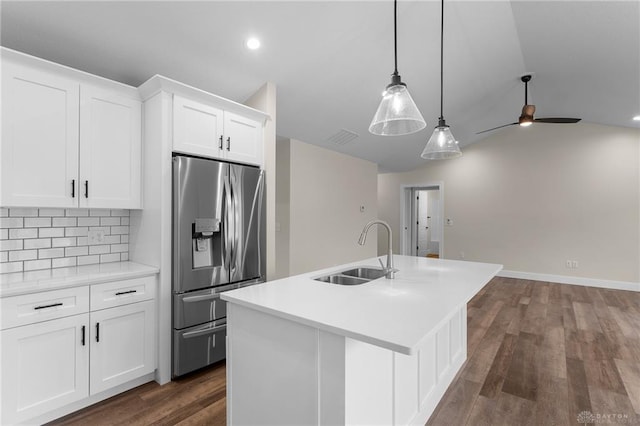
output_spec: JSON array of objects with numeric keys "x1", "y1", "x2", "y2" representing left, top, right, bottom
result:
[
  {"x1": 393, "y1": 0, "x2": 398, "y2": 76},
  {"x1": 439, "y1": 0, "x2": 444, "y2": 121}
]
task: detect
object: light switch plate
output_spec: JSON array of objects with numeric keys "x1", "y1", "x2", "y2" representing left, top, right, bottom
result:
[{"x1": 88, "y1": 229, "x2": 105, "y2": 245}]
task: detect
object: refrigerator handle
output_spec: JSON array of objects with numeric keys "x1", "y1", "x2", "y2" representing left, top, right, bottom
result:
[
  {"x1": 229, "y1": 172, "x2": 240, "y2": 274},
  {"x1": 223, "y1": 174, "x2": 233, "y2": 271}
]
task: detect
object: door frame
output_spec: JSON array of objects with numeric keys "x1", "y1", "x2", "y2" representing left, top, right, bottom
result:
[{"x1": 399, "y1": 182, "x2": 444, "y2": 258}]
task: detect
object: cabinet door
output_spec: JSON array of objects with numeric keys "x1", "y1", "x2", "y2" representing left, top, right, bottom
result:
[
  {"x1": 0, "y1": 314, "x2": 89, "y2": 424},
  {"x1": 223, "y1": 112, "x2": 263, "y2": 166},
  {"x1": 79, "y1": 86, "x2": 142, "y2": 209},
  {"x1": 1, "y1": 61, "x2": 79, "y2": 207},
  {"x1": 173, "y1": 95, "x2": 224, "y2": 159},
  {"x1": 89, "y1": 300, "x2": 155, "y2": 395}
]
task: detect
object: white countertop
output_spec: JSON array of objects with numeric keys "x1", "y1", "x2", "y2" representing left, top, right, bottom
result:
[
  {"x1": 0, "y1": 261, "x2": 159, "y2": 298},
  {"x1": 222, "y1": 255, "x2": 502, "y2": 355}
]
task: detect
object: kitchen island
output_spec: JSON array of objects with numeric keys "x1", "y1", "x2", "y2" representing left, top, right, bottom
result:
[{"x1": 222, "y1": 255, "x2": 502, "y2": 425}]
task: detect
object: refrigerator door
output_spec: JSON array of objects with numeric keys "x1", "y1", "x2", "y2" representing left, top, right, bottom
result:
[
  {"x1": 173, "y1": 156, "x2": 230, "y2": 293},
  {"x1": 229, "y1": 164, "x2": 265, "y2": 283}
]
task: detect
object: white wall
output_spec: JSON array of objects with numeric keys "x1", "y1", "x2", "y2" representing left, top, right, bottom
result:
[
  {"x1": 378, "y1": 123, "x2": 640, "y2": 284},
  {"x1": 275, "y1": 137, "x2": 291, "y2": 279},
  {"x1": 277, "y1": 139, "x2": 378, "y2": 276}
]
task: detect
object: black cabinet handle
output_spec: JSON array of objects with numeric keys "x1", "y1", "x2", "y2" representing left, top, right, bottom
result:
[
  {"x1": 115, "y1": 290, "x2": 137, "y2": 296},
  {"x1": 219, "y1": 135, "x2": 223, "y2": 150},
  {"x1": 96, "y1": 322, "x2": 100, "y2": 342},
  {"x1": 84, "y1": 180, "x2": 89, "y2": 198},
  {"x1": 226, "y1": 137, "x2": 231, "y2": 151},
  {"x1": 71, "y1": 179, "x2": 75, "y2": 198},
  {"x1": 34, "y1": 302, "x2": 63, "y2": 310},
  {"x1": 81, "y1": 325, "x2": 86, "y2": 346}
]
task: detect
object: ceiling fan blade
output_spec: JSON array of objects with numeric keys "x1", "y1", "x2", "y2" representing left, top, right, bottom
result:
[
  {"x1": 476, "y1": 123, "x2": 518, "y2": 134},
  {"x1": 534, "y1": 117, "x2": 582, "y2": 124}
]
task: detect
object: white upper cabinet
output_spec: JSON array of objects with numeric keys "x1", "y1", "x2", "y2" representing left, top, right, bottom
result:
[
  {"x1": 1, "y1": 61, "x2": 80, "y2": 208},
  {"x1": 173, "y1": 95, "x2": 224, "y2": 158},
  {"x1": 224, "y1": 111, "x2": 263, "y2": 165},
  {"x1": 80, "y1": 86, "x2": 142, "y2": 208},
  {"x1": 0, "y1": 48, "x2": 142, "y2": 209},
  {"x1": 173, "y1": 94, "x2": 263, "y2": 166}
]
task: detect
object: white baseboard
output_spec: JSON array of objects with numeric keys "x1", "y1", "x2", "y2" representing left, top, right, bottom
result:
[{"x1": 497, "y1": 270, "x2": 640, "y2": 292}]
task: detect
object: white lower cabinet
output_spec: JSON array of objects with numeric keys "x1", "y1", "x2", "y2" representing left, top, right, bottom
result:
[
  {"x1": 0, "y1": 314, "x2": 90, "y2": 424},
  {"x1": 0, "y1": 276, "x2": 156, "y2": 424},
  {"x1": 90, "y1": 300, "x2": 155, "y2": 395}
]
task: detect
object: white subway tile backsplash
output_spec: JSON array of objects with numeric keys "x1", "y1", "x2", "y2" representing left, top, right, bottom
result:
[
  {"x1": 24, "y1": 238, "x2": 52, "y2": 250},
  {"x1": 65, "y1": 246, "x2": 89, "y2": 257},
  {"x1": 9, "y1": 228, "x2": 38, "y2": 239},
  {"x1": 78, "y1": 217, "x2": 100, "y2": 227},
  {"x1": 77, "y1": 255, "x2": 100, "y2": 266},
  {"x1": 100, "y1": 217, "x2": 120, "y2": 226},
  {"x1": 90, "y1": 209, "x2": 110, "y2": 217},
  {"x1": 38, "y1": 248, "x2": 65, "y2": 259},
  {"x1": 65, "y1": 209, "x2": 89, "y2": 217},
  {"x1": 111, "y1": 226, "x2": 129, "y2": 235},
  {"x1": 25, "y1": 217, "x2": 51, "y2": 228},
  {"x1": 39, "y1": 228, "x2": 65, "y2": 238},
  {"x1": 1, "y1": 240, "x2": 23, "y2": 251},
  {"x1": 111, "y1": 243, "x2": 129, "y2": 253},
  {"x1": 52, "y1": 237, "x2": 77, "y2": 248},
  {"x1": 89, "y1": 245, "x2": 110, "y2": 255},
  {"x1": 1, "y1": 261, "x2": 23, "y2": 273},
  {"x1": 24, "y1": 259, "x2": 51, "y2": 271},
  {"x1": 100, "y1": 253, "x2": 120, "y2": 263},
  {"x1": 10, "y1": 208, "x2": 38, "y2": 217},
  {"x1": 10, "y1": 250, "x2": 38, "y2": 261},
  {"x1": 53, "y1": 217, "x2": 77, "y2": 227},
  {"x1": 1, "y1": 208, "x2": 130, "y2": 273},
  {"x1": 39, "y1": 208, "x2": 65, "y2": 217},
  {"x1": 52, "y1": 257, "x2": 77, "y2": 268},
  {"x1": 65, "y1": 227, "x2": 88, "y2": 237},
  {"x1": 0, "y1": 218, "x2": 24, "y2": 228}
]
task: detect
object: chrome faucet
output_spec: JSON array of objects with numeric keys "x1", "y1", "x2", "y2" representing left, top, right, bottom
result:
[{"x1": 358, "y1": 219, "x2": 396, "y2": 279}]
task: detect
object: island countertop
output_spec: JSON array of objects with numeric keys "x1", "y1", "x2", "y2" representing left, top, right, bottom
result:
[{"x1": 222, "y1": 255, "x2": 502, "y2": 355}]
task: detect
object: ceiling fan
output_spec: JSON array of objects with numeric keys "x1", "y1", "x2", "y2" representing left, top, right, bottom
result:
[{"x1": 477, "y1": 74, "x2": 581, "y2": 134}]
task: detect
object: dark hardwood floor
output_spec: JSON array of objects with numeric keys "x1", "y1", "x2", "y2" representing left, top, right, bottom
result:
[{"x1": 49, "y1": 277, "x2": 640, "y2": 426}]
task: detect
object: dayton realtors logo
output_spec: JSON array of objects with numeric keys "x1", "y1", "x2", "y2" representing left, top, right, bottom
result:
[{"x1": 577, "y1": 410, "x2": 638, "y2": 424}]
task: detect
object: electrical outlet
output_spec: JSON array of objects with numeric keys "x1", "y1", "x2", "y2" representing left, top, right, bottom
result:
[
  {"x1": 446, "y1": 218, "x2": 453, "y2": 226},
  {"x1": 460, "y1": 251, "x2": 465, "y2": 260},
  {"x1": 565, "y1": 260, "x2": 572, "y2": 268},
  {"x1": 88, "y1": 229, "x2": 105, "y2": 245},
  {"x1": 571, "y1": 260, "x2": 579, "y2": 269}
]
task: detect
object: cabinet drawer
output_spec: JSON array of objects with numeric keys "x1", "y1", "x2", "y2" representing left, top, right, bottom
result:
[
  {"x1": 91, "y1": 276, "x2": 155, "y2": 310},
  {"x1": 1, "y1": 286, "x2": 90, "y2": 330}
]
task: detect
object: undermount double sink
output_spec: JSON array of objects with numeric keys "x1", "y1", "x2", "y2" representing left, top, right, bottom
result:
[{"x1": 315, "y1": 267, "x2": 387, "y2": 286}]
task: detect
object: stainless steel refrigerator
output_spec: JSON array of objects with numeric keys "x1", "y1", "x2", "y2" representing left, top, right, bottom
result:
[{"x1": 172, "y1": 154, "x2": 265, "y2": 377}]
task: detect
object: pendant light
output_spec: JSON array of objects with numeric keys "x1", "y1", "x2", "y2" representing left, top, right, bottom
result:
[
  {"x1": 369, "y1": 0, "x2": 426, "y2": 136},
  {"x1": 421, "y1": 0, "x2": 461, "y2": 160}
]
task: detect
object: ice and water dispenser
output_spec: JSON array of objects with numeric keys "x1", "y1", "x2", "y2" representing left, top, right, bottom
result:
[{"x1": 192, "y1": 218, "x2": 221, "y2": 269}]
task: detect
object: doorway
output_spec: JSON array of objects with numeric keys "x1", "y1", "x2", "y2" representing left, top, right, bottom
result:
[{"x1": 400, "y1": 184, "x2": 444, "y2": 258}]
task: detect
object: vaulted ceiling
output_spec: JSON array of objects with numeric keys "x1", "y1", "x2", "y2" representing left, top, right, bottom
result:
[{"x1": 2, "y1": 1, "x2": 639, "y2": 172}]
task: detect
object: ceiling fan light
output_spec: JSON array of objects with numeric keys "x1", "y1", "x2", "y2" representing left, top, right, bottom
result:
[
  {"x1": 519, "y1": 115, "x2": 533, "y2": 126},
  {"x1": 369, "y1": 81, "x2": 426, "y2": 136},
  {"x1": 421, "y1": 125, "x2": 462, "y2": 160}
]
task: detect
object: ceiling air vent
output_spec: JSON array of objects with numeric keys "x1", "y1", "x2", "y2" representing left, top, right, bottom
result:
[{"x1": 326, "y1": 129, "x2": 359, "y2": 146}]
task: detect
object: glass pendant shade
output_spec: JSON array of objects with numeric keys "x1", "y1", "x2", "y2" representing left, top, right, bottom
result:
[
  {"x1": 369, "y1": 82, "x2": 426, "y2": 136},
  {"x1": 420, "y1": 124, "x2": 462, "y2": 160}
]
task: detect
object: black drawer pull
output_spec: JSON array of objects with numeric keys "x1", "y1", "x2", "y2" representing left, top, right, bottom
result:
[
  {"x1": 219, "y1": 135, "x2": 223, "y2": 150},
  {"x1": 81, "y1": 325, "x2": 86, "y2": 346},
  {"x1": 96, "y1": 322, "x2": 100, "y2": 342},
  {"x1": 34, "y1": 302, "x2": 63, "y2": 310},
  {"x1": 84, "y1": 180, "x2": 89, "y2": 198},
  {"x1": 71, "y1": 179, "x2": 75, "y2": 198},
  {"x1": 226, "y1": 136, "x2": 231, "y2": 151},
  {"x1": 115, "y1": 290, "x2": 137, "y2": 296}
]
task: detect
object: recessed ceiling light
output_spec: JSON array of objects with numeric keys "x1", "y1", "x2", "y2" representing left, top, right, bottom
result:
[
  {"x1": 245, "y1": 37, "x2": 261, "y2": 50},
  {"x1": 633, "y1": 115, "x2": 640, "y2": 121}
]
